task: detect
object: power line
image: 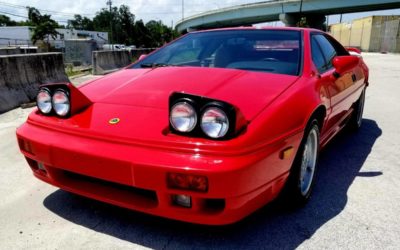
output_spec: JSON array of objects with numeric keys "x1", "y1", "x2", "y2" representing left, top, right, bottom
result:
[
  {"x1": 0, "y1": 10, "x2": 26, "y2": 19},
  {"x1": 0, "y1": 10, "x2": 69, "y2": 23},
  {"x1": 0, "y1": 7, "x2": 231, "y2": 21},
  {"x1": 1, "y1": 0, "x2": 277, "y2": 23},
  {"x1": 0, "y1": 0, "x2": 270, "y2": 17},
  {"x1": 0, "y1": 1, "x2": 250, "y2": 18},
  {"x1": 0, "y1": 2, "x2": 184, "y2": 18},
  {"x1": 0, "y1": 1, "x2": 95, "y2": 17}
]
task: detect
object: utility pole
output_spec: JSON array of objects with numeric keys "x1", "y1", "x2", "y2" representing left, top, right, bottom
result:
[
  {"x1": 182, "y1": 0, "x2": 184, "y2": 20},
  {"x1": 107, "y1": 0, "x2": 113, "y2": 49},
  {"x1": 299, "y1": 0, "x2": 303, "y2": 14}
]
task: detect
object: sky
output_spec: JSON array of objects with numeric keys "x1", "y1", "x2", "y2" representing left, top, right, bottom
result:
[{"x1": 1, "y1": 0, "x2": 400, "y2": 28}]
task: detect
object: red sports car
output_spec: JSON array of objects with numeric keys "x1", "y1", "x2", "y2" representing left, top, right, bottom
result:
[{"x1": 16, "y1": 27, "x2": 369, "y2": 225}]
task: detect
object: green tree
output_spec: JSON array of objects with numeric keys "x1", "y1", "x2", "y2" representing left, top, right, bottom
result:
[
  {"x1": 2, "y1": 5, "x2": 177, "y2": 48},
  {"x1": 134, "y1": 19, "x2": 151, "y2": 47},
  {"x1": 145, "y1": 20, "x2": 176, "y2": 47},
  {"x1": 93, "y1": 5, "x2": 136, "y2": 45},
  {"x1": 90, "y1": 4, "x2": 178, "y2": 47},
  {"x1": 15, "y1": 19, "x2": 34, "y2": 26},
  {"x1": 67, "y1": 14, "x2": 94, "y2": 30},
  {"x1": 27, "y1": 7, "x2": 59, "y2": 50},
  {"x1": 115, "y1": 5, "x2": 135, "y2": 45},
  {"x1": 0, "y1": 14, "x2": 17, "y2": 26},
  {"x1": 93, "y1": 7, "x2": 116, "y2": 40}
]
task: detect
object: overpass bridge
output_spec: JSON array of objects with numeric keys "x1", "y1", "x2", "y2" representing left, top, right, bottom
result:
[{"x1": 175, "y1": 0, "x2": 400, "y2": 32}]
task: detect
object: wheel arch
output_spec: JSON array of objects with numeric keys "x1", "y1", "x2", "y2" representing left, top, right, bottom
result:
[{"x1": 308, "y1": 105, "x2": 327, "y2": 131}]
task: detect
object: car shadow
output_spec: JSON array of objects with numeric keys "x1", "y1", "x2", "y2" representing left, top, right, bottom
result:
[{"x1": 43, "y1": 118, "x2": 382, "y2": 249}]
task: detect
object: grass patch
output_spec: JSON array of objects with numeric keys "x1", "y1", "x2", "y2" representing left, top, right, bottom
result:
[{"x1": 65, "y1": 64, "x2": 91, "y2": 77}]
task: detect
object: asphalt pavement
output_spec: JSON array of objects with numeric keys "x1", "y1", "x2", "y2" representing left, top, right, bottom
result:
[{"x1": 0, "y1": 53, "x2": 399, "y2": 249}]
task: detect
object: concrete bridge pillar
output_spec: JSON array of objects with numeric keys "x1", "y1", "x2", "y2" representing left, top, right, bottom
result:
[{"x1": 279, "y1": 13, "x2": 326, "y2": 30}]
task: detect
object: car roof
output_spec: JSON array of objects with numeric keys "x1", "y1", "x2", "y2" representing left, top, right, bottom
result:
[{"x1": 190, "y1": 26, "x2": 323, "y2": 34}]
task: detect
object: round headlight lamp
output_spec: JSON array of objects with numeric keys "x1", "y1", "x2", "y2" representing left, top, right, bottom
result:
[
  {"x1": 170, "y1": 102, "x2": 197, "y2": 132},
  {"x1": 52, "y1": 89, "x2": 70, "y2": 117},
  {"x1": 37, "y1": 88, "x2": 52, "y2": 114},
  {"x1": 201, "y1": 107, "x2": 229, "y2": 138}
]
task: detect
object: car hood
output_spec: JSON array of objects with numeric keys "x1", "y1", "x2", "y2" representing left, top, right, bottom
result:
[{"x1": 80, "y1": 66, "x2": 299, "y2": 120}]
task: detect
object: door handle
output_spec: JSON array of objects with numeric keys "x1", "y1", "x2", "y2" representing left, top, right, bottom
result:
[{"x1": 352, "y1": 74, "x2": 357, "y2": 82}]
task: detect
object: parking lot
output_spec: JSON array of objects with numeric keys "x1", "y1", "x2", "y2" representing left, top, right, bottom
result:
[{"x1": 0, "y1": 53, "x2": 399, "y2": 249}]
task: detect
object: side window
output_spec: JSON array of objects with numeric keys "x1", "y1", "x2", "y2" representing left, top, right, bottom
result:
[
  {"x1": 325, "y1": 35, "x2": 349, "y2": 56},
  {"x1": 313, "y1": 34, "x2": 337, "y2": 70},
  {"x1": 311, "y1": 34, "x2": 343, "y2": 73},
  {"x1": 311, "y1": 37, "x2": 326, "y2": 73}
]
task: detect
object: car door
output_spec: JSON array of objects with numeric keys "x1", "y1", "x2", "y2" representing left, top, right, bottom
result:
[{"x1": 310, "y1": 33, "x2": 363, "y2": 142}]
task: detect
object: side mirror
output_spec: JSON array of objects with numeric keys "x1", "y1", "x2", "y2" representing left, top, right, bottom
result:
[
  {"x1": 138, "y1": 54, "x2": 147, "y2": 61},
  {"x1": 332, "y1": 56, "x2": 360, "y2": 77}
]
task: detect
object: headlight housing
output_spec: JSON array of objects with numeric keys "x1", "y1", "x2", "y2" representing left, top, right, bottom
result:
[
  {"x1": 36, "y1": 83, "x2": 91, "y2": 118},
  {"x1": 201, "y1": 107, "x2": 229, "y2": 138},
  {"x1": 51, "y1": 89, "x2": 70, "y2": 117},
  {"x1": 169, "y1": 93, "x2": 247, "y2": 140},
  {"x1": 170, "y1": 101, "x2": 197, "y2": 132},
  {"x1": 36, "y1": 88, "x2": 52, "y2": 114}
]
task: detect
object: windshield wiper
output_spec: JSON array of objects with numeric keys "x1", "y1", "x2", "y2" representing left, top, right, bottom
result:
[{"x1": 140, "y1": 63, "x2": 173, "y2": 68}]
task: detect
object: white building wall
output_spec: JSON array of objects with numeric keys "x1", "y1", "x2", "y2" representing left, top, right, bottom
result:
[
  {"x1": 0, "y1": 26, "x2": 31, "y2": 46},
  {"x1": 0, "y1": 26, "x2": 108, "y2": 48},
  {"x1": 56, "y1": 29, "x2": 108, "y2": 44}
]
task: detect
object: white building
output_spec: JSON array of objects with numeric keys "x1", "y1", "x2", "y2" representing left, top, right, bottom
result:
[
  {"x1": 0, "y1": 26, "x2": 31, "y2": 46},
  {"x1": 0, "y1": 26, "x2": 108, "y2": 48}
]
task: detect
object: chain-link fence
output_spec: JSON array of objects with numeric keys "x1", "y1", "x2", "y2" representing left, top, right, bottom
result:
[
  {"x1": 0, "y1": 38, "x2": 38, "y2": 55},
  {"x1": 0, "y1": 37, "x2": 33, "y2": 47}
]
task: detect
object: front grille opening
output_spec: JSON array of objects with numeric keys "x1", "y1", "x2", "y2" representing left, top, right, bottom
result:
[
  {"x1": 56, "y1": 170, "x2": 158, "y2": 208},
  {"x1": 66, "y1": 171, "x2": 157, "y2": 200},
  {"x1": 25, "y1": 157, "x2": 39, "y2": 171},
  {"x1": 25, "y1": 157, "x2": 48, "y2": 176},
  {"x1": 37, "y1": 162, "x2": 47, "y2": 174},
  {"x1": 203, "y1": 198, "x2": 225, "y2": 213}
]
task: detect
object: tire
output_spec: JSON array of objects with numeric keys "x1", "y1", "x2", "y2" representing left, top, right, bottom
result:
[
  {"x1": 348, "y1": 88, "x2": 366, "y2": 131},
  {"x1": 281, "y1": 120, "x2": 320, "y2": 206}
]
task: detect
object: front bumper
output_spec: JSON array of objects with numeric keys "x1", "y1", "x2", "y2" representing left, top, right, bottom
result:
[{"x1": 16, "y1": 121, "x2": 300, "y2": 225}]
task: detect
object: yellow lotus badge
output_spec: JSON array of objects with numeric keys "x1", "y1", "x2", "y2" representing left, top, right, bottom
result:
[{"x1": 109, "y1": 118, "x2": 120, "y2": 124}]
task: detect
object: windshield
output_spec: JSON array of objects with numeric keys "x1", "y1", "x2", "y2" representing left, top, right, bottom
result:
[{"x1": 130, "y1": 29, "x2": 302, "y2": 76}]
